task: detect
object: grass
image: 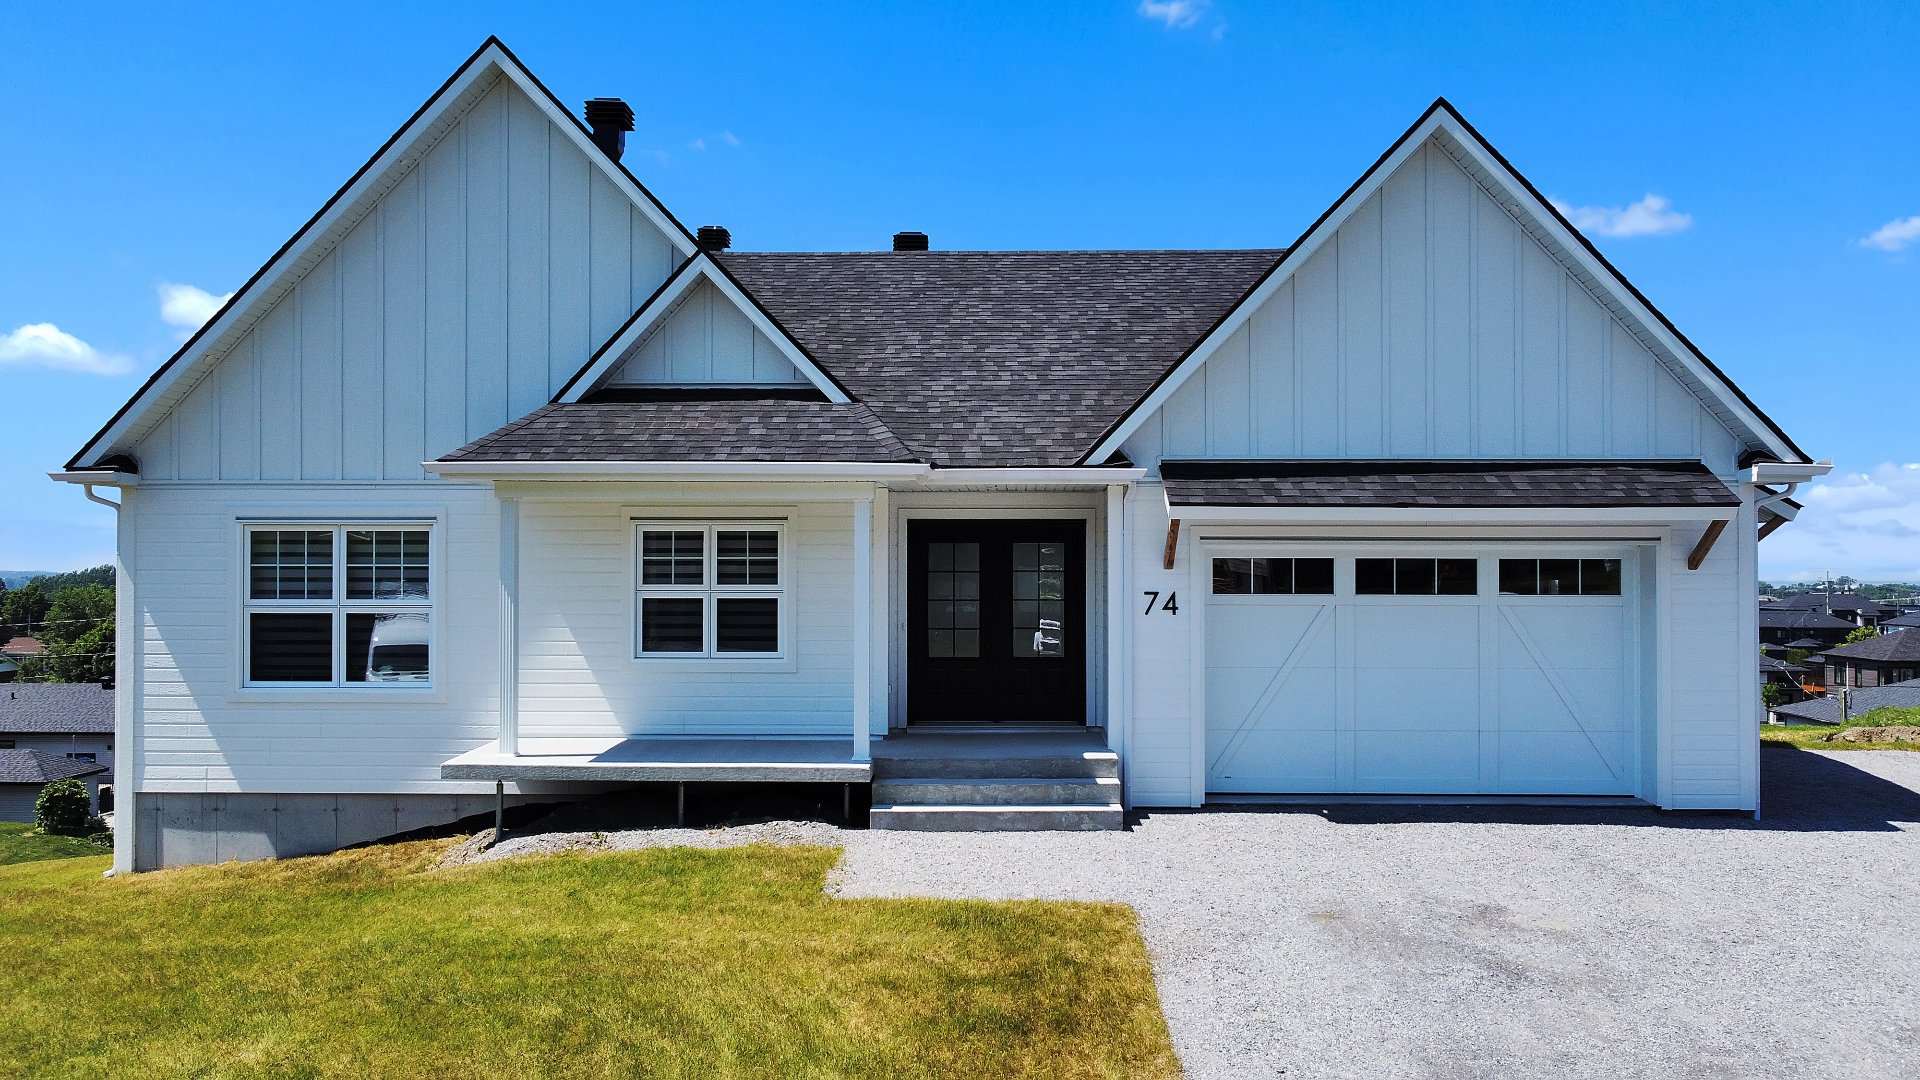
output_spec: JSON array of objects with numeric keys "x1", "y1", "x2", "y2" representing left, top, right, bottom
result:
[
  {"x1": 1761, "y1": 704, "x2": 1920, "y2": 752},
  {"x1": 0, "y1": 840, "x2": 1179, "y2": 1079},
  {"x1": 0, "y1": 820, "x2": 112, "y2": 866}
]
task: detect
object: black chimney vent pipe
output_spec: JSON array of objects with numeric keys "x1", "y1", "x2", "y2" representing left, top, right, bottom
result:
[
  {"x1": 697, "y1": 225, "x2": 732, "y2": 251},
  {"x1": 892, "y1": 231, "x2": 929, "y2": 252},
  {"x1": 583, "y1": 98, "x2": 635, "y2": 162}
]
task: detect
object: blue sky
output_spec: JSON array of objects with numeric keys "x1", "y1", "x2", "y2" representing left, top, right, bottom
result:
[{"x1": 2, "y1": 1, "x2": 1914, "y2": 581}]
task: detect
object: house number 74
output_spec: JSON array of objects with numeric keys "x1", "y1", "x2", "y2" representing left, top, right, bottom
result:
[{"x1": 1143, "y1": 591, "x2": 1179, "y2": 615}]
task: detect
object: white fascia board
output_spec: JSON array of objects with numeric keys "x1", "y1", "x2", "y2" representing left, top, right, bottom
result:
[
  {"x1": 1169, "y1": 504, "x2": 1733, "y2": 525},
  {"x1": 555, "y1": 256, "x2": 851, "y2": 404},
  {"x1": 1749, "y1": 461, "x2": 1832, "y2": 485},
  {"x1": 913, "y1": 468, "x2": 1148, "y2": 487},
  {"x1": 47, "y1": 470, "x2": 139, "y2": 486},
  {"x1": 426, "y1": 460, "x2": 930, "y2": 481}
]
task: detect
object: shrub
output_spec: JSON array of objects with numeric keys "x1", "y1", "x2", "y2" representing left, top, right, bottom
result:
[
  {"x1": 1761, "y1": 682, "x2": 1787, "y2": 708},
  {"x1": 1842, "y1": 626, "x2": 1881, "y2": 646},
  {"x1": 35, "y1": 779, "x2": 94, "y2": 837},
  {"x1": 85, "y1": 830, "x2": 114, "y2": 850}
]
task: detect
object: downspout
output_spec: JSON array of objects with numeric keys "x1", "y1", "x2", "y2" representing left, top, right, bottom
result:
[{"x1": 82, "y1": 484, "x2": 121, "y2": 511}]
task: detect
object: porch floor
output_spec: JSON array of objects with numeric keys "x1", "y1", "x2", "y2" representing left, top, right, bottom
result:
[{"x1": 442, "y1": 736, "x2": 872, "y2": 783}]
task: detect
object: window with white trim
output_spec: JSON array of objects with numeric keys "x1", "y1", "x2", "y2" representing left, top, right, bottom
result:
[
  {"x1": 243, "y1": 525, "x2": 433, "y2": 687},
  {"x1": 634, "y1": 523, "x2": 785, "y2": 658}
]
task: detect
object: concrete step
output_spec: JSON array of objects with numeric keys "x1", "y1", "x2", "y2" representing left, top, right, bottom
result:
[
  {"x1": 873, "y1": 776, "x2": 1121, "y2": 807},
  {"x1": 868, "y1": 804, "x2": 1126, "y2": 832},
  {"x1": 870, "y1": 752, "x2": 1120, "y2": 782}
]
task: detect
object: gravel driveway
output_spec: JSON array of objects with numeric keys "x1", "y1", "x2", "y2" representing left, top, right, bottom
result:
[{"x1": 833, "y1": 747, "x2": 1920, "y2": 1079}]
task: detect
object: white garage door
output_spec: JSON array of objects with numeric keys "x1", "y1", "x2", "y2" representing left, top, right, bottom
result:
[{"x1": 1204, "y1": 547, "x2": 1640, "y2": 796}]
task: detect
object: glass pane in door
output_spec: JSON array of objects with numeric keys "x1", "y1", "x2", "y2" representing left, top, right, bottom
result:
[
  {"x1": 1011, "y1": 541, "x2": 1067, "y2": 657},
  {"x1": 926, "y1": 542, "x2": 981, "y2": 657}
]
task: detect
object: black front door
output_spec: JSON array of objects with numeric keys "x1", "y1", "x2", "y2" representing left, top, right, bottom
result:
[{"x1": 907, "y1": 520, "x2": 1086, "y2": 724}]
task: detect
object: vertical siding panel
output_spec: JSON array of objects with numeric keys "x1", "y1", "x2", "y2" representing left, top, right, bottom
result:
[
  {"x1": 1653, "y1": 361, "x2": 1700, "y2": 456},
  {"x1": 173, "y1": 381, "x2": 219, "y2": 479},
  {"x1": 1607, "y1": 323, "x2": 1654, "y2": 455},
  {"x1": 1384, "y1": 149, "x2": 1427, "y2": 455},
  {"x1": 219, "y1": 337, "x2": 258, "y2": 480},
  {"x1": 1562, "y1": 287, "x2": 1607, "y2": 455},
  {"x1": 587, "y1": 171, "x2": 633, "y2": 345},
  {"x1": 1162, "y1": 376, "x2": 1207, "y2": 457},
  {"x1": 255, "y1": 299, "x2": 301, "y2": 480},
  {"x1": 1428, "y1": 152, "x2": 1473, "y2": 455},
  {"x1": 1295, "y1": 245, "x2": 1340, "y2": 454},
  {"x1": 751, "y1": 329, "x2": 805, "y2": 382},
  {"x1": 629, "y1": 333, "x2": 668, "y2": 381},
  {"x1": 1472, "y1": 189, "x2": 1517, "y2": 455},
  {"x1": 464, "y1": 88, "x2": 509, "y2": 444},
  {"x1": 629, "y1": 207, "x2": 675, "y2": 309},
  {"x1": 666, "y1": 284, "x2": 711, "y2": 382},
  {"x1": 381, "y1": 170, "x2": 428, "y2": 479},
  {"x1": 1340, "y1": 194, "x2": 1385, "y2": 456},
  {"x1": 142, "y1": 412, "x2": 178, "y2": 480},
  {"x1": 340, "y1": 214, "x2": 385, "y2": 480},
  {"x1": 1519, "y1": 241, "x2": 1563, "y2": 456},
  {"x1": 1249, "y1": 291, "x2": 1295, "y2": 457},
  {"x1": 710, "y1": 290, "x2": 756, "y2": 381},
  {"x1": 422, "y1": 125, "x2": 468, "y2": 460},
  {"x1": 299, "y1": 253, "x2": 343, "y2": 479},
  {"x1": 1205, "y1": 325, "x2": 1253, "y2": 456},
  {"x1": 548, "y1": 133, "x2": 593, "y2": 395},
  {"x1": 505, "y1": 91, "x2": 552, "y2": 419}
]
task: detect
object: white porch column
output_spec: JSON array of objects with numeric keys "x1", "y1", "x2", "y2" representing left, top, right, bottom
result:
[
  {"x1": 852, "y1": 491, "x2": 874, "y2": 762},
  {"x1": 498, "y1": 495, "x2": 520, "y2": 757},
  {"x1": 1105, "y1": 484, "x2": 1129, "y2": 763}
]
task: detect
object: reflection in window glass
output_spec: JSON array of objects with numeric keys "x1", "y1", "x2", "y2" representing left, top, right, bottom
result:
[
  {"x1": 348, "y1": 611, "x2": 431, "y2": 682},
  {"x1": 1539, "y1": 559, "x2": 1580, "y2": 596},
  {"x1": 1012, "y1": 542, "x2": 1067, "y2": 658},
  {"x1": 1497, "y1": 558, "x2": 1623, "y2": 596}
]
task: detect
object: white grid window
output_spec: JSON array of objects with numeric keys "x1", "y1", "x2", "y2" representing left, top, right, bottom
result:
[
  {"x1": 635, "y1": 523, "x2": 784, "y2": 658},
  {"x1": 243, "y1": 525, "x2": 433, "y2": 687}
]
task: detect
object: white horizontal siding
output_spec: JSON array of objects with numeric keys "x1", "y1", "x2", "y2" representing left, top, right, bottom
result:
[
  {"x1": 136, "y1": 79, "x2": 681, "y2": 483},
  {"x1": 1122, "y1": 140, "x2": 1743, "y2": 471},
  {"x1": 128, "y1": 483, "x2": 503, "y2": 794},
  {"x1": 516, "y1": 500, "x2": 855, "y2": 737},
  {"x1": 603, "y1": 279, "x2": 808, "y2": 387}
]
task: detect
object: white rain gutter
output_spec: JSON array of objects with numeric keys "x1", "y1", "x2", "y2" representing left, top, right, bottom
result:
[
  {"x1": 1749, "y1": 460, "x2": 1832, "y2": 517},
  {"x1": 47, "y1": 470, "x2": 137, "y2": 509}
]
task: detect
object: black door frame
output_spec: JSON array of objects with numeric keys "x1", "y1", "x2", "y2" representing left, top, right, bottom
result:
[{"x1": 903, "y1": 517, "x2": 1090, "y2": 726}]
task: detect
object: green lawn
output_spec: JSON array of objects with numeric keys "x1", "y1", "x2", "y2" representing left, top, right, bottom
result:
[
  {"x1": 1762, "y1": 704, "x2": 1920, "y2": 752},
  {"x1": 0, "y1": 840, "x2": 1179, "y2": 1079},
  {"x1": 0, "y1": 820, "x2": 112, "y2": 866}
]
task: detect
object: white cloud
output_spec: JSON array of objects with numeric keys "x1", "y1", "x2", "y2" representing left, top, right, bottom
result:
[
  {"x1": 1549, "y1": 193, "x2": 1693, "y2": 238},
  {"x1": 1761, "y1": 462, "x2": 1920, "y2": 583},
  {"x1": 157, "y1": 282, "x2": 233, "y2": 340},
  {"x1": 1139, "y1": 0, "x2": 1207, "y2": 29},
  {"x1": 689, "y1": 131, "x2": 740, "y2": 153},
  {"x1": 1860, "y1": 215, "x2": 1920, "y2": 253},
  {"x1": 0, "y1": 323, "x2": 132, "y2": 376}
]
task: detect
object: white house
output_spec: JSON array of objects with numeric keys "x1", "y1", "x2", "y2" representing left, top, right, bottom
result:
[{"x1": 54, "y1": 39, "x2": 1825, "y2": 873}]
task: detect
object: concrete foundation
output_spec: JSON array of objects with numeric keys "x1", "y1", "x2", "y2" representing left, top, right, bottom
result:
[{"x1": 131, "y1": 792, "x2": 556, "y2": 870}]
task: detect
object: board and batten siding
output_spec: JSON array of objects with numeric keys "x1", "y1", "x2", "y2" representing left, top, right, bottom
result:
[
  {"x1": 127, "y1": 483, "x2": 505, "y2": 794},
  {"x1": 134, "y1": 79, "x2": 682, "y2": 483},
  {"x1": 602, "y1": 278, "x2": 809, "y2": 387},
  {"x1": 515, "y1": 500, "x2": 855, "y2": 738},
  {"x1": 1124, "y1": 485, "x2": 1200, "y2": 806},
  {"x1": 1121, "y1": 140, "x2": 1742, "y2": 472}
]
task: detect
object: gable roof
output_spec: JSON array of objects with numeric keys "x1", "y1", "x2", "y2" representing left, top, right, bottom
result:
[
  {"x1": 0, "y1": 684, "x2": 114, "y2": 735},
  {"x1": 716, "y1": 249, "x2": 1284, "y2": 466},
  {"x1": 1757, "y1": 610, "x2": 1858, "y2": 632},
  {"x1": 0, "y1": 749, "x2": 107, "y2": 785},
  {"x1": 1, "y1": 638, "x2": 45, "y2": 658},
  {"x1": 1769, "y1": 679, "x2": 1920, "y2": 724},
  {"x1": 1820, "y1": 632, "x2": 1920, "y2": 664},
  {"x1": 65, "y1": 36, "x2": 697, "y2": 472},
  {"x1": 1081, "y1": 98, "x2": 1809, "y2": 467},
  {"x1": 442, "y1": 395, "x2": 919, "y2": 464}
]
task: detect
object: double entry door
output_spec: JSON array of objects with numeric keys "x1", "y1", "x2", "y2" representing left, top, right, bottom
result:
[{"x1": 906, "y1": 520, "x2": 1086, "y2": 724}]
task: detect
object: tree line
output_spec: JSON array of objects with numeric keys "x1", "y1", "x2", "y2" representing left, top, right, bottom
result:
[{"x1": 0, "y1": 565, "x2": 115, "y2": 684}]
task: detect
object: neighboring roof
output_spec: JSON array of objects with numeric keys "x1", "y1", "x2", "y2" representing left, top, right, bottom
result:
[
  {"x1": 442, "y1": 396, "x2": 920, "y2": 464},
  {"x1": 1158, "y1": 460, "x2": 1738, "y2": 508},
  {"x1": 1769, "y1": 592, "x2": 1892, "y2": 615},
  {"x1": 1770, "y1": 679, "x2": 1920, "y2": 724},
  {"x1": 0, "y1": 749, "x2": 107, "y2": 785},
  {"x1": 1, "y1": 637, "x2": 45, "y2": 657},
  {"x1": 1884, "y1": 612, "x2": 1920, "y2": 629},
  {"x1": 0, "y1": 684, "x2": 114, "y2": 735},
  {"x1": 1758, "y1": 610, "x2": 1858, "y2": 632},
  {"x1": 717, "y1": 250, "x2": 1285, "y2": 466},
  {"x1": 1785, "y1": 636, "x2": 1830, "y2": 649},
  {"x1": 1819, "y1": 631, "x2": 1920, "y2": 664},
  {"x1": 1759, "y1": 656, "x2": 1807, "y2": 674}
]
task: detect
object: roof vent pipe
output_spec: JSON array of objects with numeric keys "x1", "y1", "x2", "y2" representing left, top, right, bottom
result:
[
  {"x1": 583, "y1": 98, "x2": 635, "y2": 162},
  {"x1": 697, "y1": 225, "x2": 732, "y2": 251},
  {"x1": 892, "y1": 231, "x2": 929, "y2": 252}
]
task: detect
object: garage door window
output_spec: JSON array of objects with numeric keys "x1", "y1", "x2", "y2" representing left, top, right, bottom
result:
[
  {"x1": 1212, "y1": 558, "x2": 1334, "y2": 595},
  {"x1": 1356, "y1": 558, "x2": 1477, "y2": 596},
  {"x1": 1498, "y1": 558, "x2": 1622, "y2": 596}
]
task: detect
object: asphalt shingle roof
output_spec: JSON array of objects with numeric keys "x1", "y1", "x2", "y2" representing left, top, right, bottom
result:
[
  {"x1": 1159, "y1": 460, "x2": 1740, "y2": 508},
  {"x1": 1769, "y1": 592, "x2": 1893, "y2": 616},
  {"x1": 1758, "y1": 610, "x2": 1859, "y2": 632},
  {"x1": 1769, "y1": 679, "x2": 1920, "y2": 724},
  {"x1": 717, "y1": 249, "x2": 1286, "y2": 466},
  {"x1": 0, "y1": 684, "x2": 113, "y2": 735},
  {"x1": 0, "y1": 748, "x2": 106, "y2": 784},
  {"x1": 443, "y1": 397, "x2": 919, "y2": 464},
  {"x1": 1819, "y1": 631, "x2": 1920, "y2": 664}
]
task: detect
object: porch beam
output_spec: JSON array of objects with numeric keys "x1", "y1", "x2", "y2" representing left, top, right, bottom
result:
[
  {"x1": 1757, "y1": 516, "x2": 1787, "y2": 541},
  {"x1": 1686, "y1": 519, "x2": 1729, "y2": 571},
  {"x1": 1163, "y1": 518, "x2": 1181, "y2": 570},
  {"x1": 499, "y1": 496, "x2": 520, "y2": 756},
  {"x1": 852, "y1": 492, "x2": 874, "y2": 763}
]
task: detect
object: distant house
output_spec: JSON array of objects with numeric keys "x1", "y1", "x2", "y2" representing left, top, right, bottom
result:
[
  {"x1": 0, "y1": 637, "x2": 46, "y2": 683},
  {"x1": 1769, "y1": 678, "x2": 1920, "y2": 725},
  {"x1": 1767, "y1": 592, "x2": 1896, "y2": 628},
  {"x1": 1820, "y1": 632, "x2": 1920, "y2": 691},
  {"x1": 0, "y1": 684, "x2": 115, "y2": 818},
  {"x1": 1882, "y1": 611, "x2": 1920, "y2": 633},
  {"x1": 1757, "y1": 608, "x2": 1856, "y2": 648},
  {"x1": 1759, "y1": 654, "x2": 1813, "y2": 704}
]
